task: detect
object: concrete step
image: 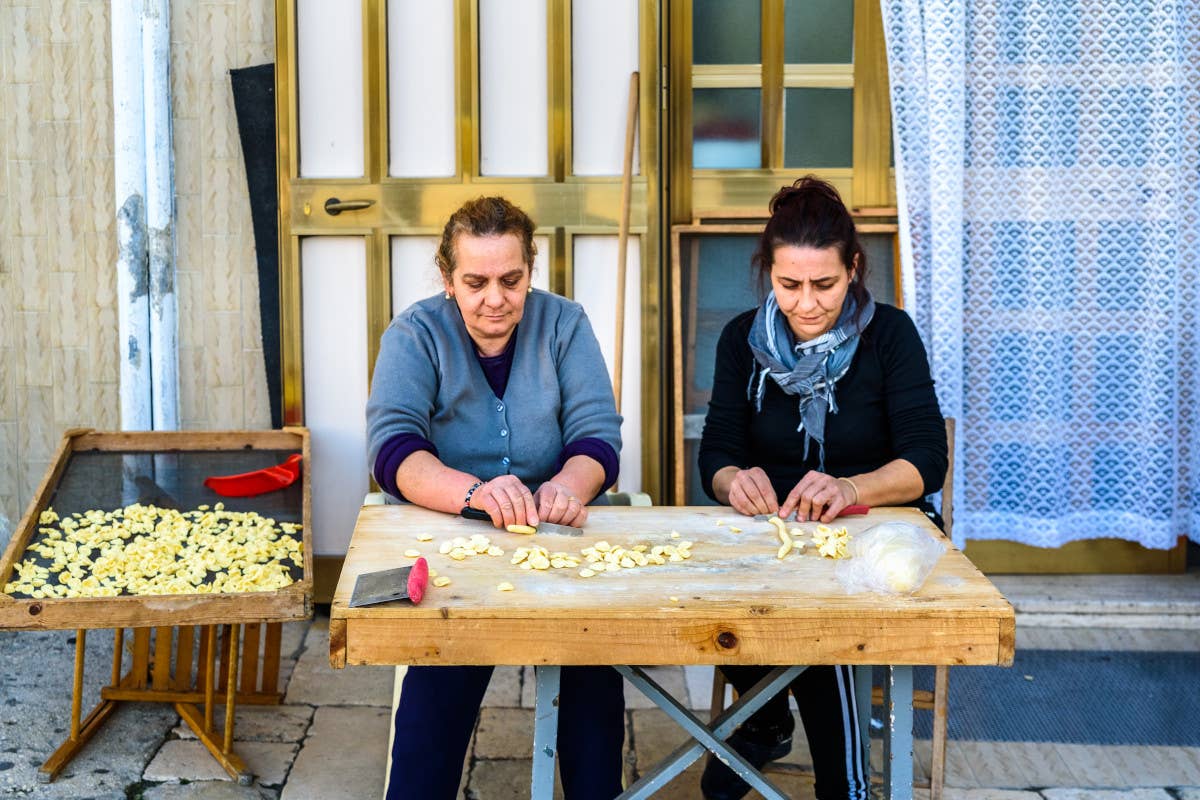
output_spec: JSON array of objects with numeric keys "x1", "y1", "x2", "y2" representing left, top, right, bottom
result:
[{"x1": 991, "y1": 572, "x2": 1200, "y2": 629}]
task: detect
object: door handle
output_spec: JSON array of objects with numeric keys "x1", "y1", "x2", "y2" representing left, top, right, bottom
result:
[{"x1": 324, "y1": 197, "x2": 375, "y2": 216}]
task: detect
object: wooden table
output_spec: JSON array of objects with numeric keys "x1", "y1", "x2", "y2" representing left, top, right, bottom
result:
[{"x1": 330, "y1": 505, "x2": 1014, "y2": 799}]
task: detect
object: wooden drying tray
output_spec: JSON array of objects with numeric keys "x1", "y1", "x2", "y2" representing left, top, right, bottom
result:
[
  {"x1": 0, "y1": 428, "x2": 314, "y2": 631},
  {"x1": 0, "y1": 428, "x2": 313, "y2": 784}
]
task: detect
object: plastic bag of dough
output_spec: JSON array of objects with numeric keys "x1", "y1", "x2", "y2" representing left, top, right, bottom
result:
[{"x1": 835, "y1": 521, "x2": 946, "y2": 595}]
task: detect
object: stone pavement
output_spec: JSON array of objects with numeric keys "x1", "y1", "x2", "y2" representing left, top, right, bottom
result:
[{"x1": 1, "y1": 573, "x2": 1198, "y2": 799}]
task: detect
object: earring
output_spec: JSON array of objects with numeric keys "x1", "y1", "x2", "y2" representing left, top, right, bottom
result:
[
  {"x1": 444, "y1": 291, "x2": 452, "y2": 300},
  {"x1": 527, "y1": 285, "x2": 533, "y2": 294}
]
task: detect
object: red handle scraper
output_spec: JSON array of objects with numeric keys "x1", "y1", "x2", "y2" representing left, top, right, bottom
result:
[{"x1": 204, "y1": 454, "x2": 303, "y2": 497}]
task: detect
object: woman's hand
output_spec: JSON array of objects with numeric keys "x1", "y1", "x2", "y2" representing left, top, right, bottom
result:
[
  {"x1": 779, "y1": 470, "x2": 855, "y2": 523},
  {"x1": 469, "y1": 475, "x2": 539, "y2": 529},
  {"x1": 533, "y1": 481, "x2": 588, "y2": 527},
  {"x1": 723, "y1": 467, "x2": 779, "y2": 516}
]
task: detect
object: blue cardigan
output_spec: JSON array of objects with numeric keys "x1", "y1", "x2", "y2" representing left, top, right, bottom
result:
[{"x1": 366, "y1": 290, "x2": 623, "y2": 494}]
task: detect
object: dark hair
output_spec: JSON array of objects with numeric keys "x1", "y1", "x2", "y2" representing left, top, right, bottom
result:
[
  {"x1": 435, "y1": 196, "x2": 537, "y2": 279},
  {"x1": 751, "y1": 176, "x2": 869, "y2": 317}
]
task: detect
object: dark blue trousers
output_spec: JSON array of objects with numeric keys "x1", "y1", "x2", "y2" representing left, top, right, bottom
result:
[{"x1": 386, "y1": 665, "x2": 625, "y2": 800}]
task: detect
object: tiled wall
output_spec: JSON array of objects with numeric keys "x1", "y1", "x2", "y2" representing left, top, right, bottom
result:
[{"x1": 0, "y1": 0, "x2": 274, "y2": 530}]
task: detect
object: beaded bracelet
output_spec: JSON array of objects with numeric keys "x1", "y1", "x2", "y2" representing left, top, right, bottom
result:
[{"x1": 463, "y1": 480, "x2": 484, "y2": 510}]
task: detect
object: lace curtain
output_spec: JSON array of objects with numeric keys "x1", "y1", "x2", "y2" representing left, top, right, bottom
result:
[{"x1": 883, "y1": 0, "x2": 1200, "y2": 548}]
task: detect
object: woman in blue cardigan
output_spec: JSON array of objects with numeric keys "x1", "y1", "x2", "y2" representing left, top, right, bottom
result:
[{"x1": 367, "y1": 197, "x2": 625, "y2": 799}]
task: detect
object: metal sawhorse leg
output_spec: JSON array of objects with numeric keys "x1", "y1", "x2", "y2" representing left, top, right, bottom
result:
[{"x1": 533, "y1": 664, "x2": 914, "y2": 799}]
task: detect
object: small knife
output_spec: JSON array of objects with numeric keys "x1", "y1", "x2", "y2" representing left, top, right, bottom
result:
[
  {"x1": 753, "y1": 504, "x2": 870, "y2": 522},
  {"x1": 461, "y1": 506, "x2": 583, "y2": 536}
]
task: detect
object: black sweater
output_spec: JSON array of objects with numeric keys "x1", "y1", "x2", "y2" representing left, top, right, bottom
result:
[{"x1": 698, "y1": 303, "x2": 948, "y2": 506}]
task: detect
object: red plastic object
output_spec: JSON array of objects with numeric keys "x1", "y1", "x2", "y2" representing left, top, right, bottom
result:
[
  {"x1": 838, "y1": 504, "x2": 870, "y2": 517},
  {"x1": 406, "y1": 557, "x2": 429, "y2": 605},
  {"x1": 203, "y1": 454, "x2": 303, "y2": 498}
]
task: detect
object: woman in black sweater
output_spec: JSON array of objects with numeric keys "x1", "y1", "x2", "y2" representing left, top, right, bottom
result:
[{"x1": 697, "y1": 177, "x2": 947, "y2": 800}]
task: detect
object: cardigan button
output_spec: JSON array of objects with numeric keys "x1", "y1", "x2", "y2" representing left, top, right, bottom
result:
[
  {"x1": 496, "y1": 402, "x2": 504, "y2": 412},
  {"x1": 502, "y1": 456, "x2": 510, "y2": 465},
  {"x1": 500, "y1": 429, "x2": 508, "y2": 437}
]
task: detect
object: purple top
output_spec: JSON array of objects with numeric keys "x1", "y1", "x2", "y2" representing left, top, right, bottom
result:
[
  {"x1": 373, "y1": 329, "x2": 619, "y2": 501},
  {"x1": 476, "y1": 333, "x2": 518, "y2": 398}
]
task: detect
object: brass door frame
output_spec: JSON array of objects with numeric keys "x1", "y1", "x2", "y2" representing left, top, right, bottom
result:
[
  {"x1": 663, "y1": 0, "x2": 897, "y2": 498},
  {"x1": 275, "y1": 0, "x2": 664, "y2": 501}
]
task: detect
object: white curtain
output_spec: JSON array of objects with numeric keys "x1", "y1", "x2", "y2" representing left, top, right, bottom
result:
[{"x1": 883, "y1": 0, "x2": 1200, "y2": 548}]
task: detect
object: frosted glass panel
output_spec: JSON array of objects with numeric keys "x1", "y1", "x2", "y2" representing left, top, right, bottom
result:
[
  {"x1": 862, "y1": 233, "x2": 897, "y2": 305},
  {"x1": 677, "y1": 235, "x2": 758, "y2": 505},
  {"x1": 297, "y1": 0, "x2": 364, "y2": 177},
  {"x1": 573, "y1": 236, "x2": 642, "y2": 493},
  {"x1": 388, "y1": 0, "x2": 456, "y2": 177},
  {"x1": 301, "y1": 237, "x2": 369, "y2": 554},
  {"x1": 783, "y1": 88, "x2": 853, "y2": 167},
  {"x1": 693, "y1": 0, "x2": 760, "y2": 64},
  {"x1": 390, "y1": 237, "x2": 442, "y2": 317},
  {"x1": 784, "y1": 0, "x2": 853, "y2": 63},
  {"x1": 693, "y1": 88, "x2": 761, "y2": 169},
  {"x1": 479, "y1": 0, "x2": 548, "y2": 176},
  {"x1": 568, "y1": 0, "x2": 638, "y2": 176},
  {"x1": 572, "y1": 0, "x2": 639, "y2": 176},
  {"x1": 532, "y1": 235, "x2": 550, "y2": 292},
  {"x1": 679, "y1": 235, "x2": 759, "y2": 410}
]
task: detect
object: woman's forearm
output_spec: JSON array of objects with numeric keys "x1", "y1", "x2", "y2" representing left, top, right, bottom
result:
[
  {"x1": 394, "y1": 450, "x2": 481, "y2": 514},
  {"x1": 845, "y1": 458, "x2": 926, "y2": 507},
  {"x1": 547, "y1": 454, "x2": 606, "y2": 501},
  {"x1": 710, "y1": 465, "x2": 741, "y2": 505}
]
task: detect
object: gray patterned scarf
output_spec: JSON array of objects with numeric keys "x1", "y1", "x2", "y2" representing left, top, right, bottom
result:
[{"x1": 747, "y1": 290, "x2": 875, "y2": 470}]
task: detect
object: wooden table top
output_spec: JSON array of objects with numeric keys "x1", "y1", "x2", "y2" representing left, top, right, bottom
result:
[{"x1": 330, "y1": 505, "x2": 1014, "y2": 668}]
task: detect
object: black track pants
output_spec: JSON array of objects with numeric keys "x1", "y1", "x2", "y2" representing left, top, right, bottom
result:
[{"x1": 719, "y1": 664, "x2": 868, "y2": 800}]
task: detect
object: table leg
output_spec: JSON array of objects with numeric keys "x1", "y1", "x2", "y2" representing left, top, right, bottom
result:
[
  {"x1": 615, "y1": 665, "x2": 802, "y2": 800},
  {"x1": 531, "y1": 666, "x2": 561, "y2": 800},
  {"x1": 853, "y1": 665, "x2": 873, "y2": 773},
  {"x1": 882, "y1": 665, "x2": 913, "y2": 800},
  {"x1": 70, "y1": 630, "x2": 86, "y2": 740}
]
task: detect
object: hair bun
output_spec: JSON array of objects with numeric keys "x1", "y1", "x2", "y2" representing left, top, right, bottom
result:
[{"x1": 769, "y1": 175, "x2": 845, "y2": 215}]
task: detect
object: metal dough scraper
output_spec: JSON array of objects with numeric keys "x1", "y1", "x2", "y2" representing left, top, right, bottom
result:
[{"x1": 349, "y1": 559, "x2": 429, "y2": 607}]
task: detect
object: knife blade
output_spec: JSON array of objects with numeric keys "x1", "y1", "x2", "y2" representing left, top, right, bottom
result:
[
  {"x1": 461, "y1": 506, "x2": 583, "y2": 535},
  {"x1": 753, "y1": 504, "x2": 870, "y2": 522},
  {"x1": 529, "y1": 521, "x2": 584, "y2": 536}
]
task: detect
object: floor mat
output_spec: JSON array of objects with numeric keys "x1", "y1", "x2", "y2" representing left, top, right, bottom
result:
[{"x1": 901, "y1": 649, "x2": 1200, "y2": 746}]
